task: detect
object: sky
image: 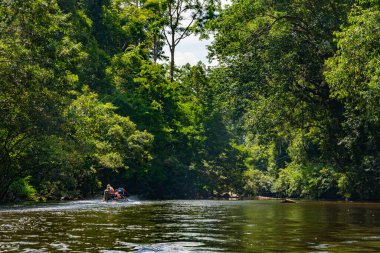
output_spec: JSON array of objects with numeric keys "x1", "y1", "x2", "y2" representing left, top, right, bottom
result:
[
  {"x1": 162, "y1": 34, "x2": 216, "y2": 66},
  {"x1": 160, "y1": 0, "x2": 231, "y2": 67},
  {"x1": 162, "y1": 34, "x2": 215, "y2": 66}
]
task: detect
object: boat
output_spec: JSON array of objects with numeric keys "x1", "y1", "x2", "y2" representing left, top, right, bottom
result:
[{"x1": 103, "y1": 194, "x2": 129, "y2": 202}]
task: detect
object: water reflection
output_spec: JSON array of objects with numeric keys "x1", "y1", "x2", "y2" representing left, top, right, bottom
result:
[{"x1": 0, "y1": 200, "x2": 380, "y2": 252}]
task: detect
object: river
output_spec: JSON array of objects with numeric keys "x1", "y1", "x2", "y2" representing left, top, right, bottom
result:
[{"x1": 0, "y1": 199, "x2": 380, "y2": 252}]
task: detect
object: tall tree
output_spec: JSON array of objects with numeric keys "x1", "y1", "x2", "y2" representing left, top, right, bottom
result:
[
  {"x1": 325, "y1": 7, "x2": 380, "y2": 199},
  {"x1": 208, "y1": 0, "x2": 356, "y2": 198},
  {"x1": 0, "y1": 0, "x2": 84, "y2": 200},
  {"x1": 162, "y1": 0, "x2": 215, "y2": 81}
]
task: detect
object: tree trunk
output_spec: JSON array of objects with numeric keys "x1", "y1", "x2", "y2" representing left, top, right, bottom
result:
[
  {"x1": 169, "y1": 25, "x2": 176, "y2": 82},
  {"x1": 153, "y1": 33, "x2": 158, "y2": 62},
  {"x1": 0, "y1": 164, "x2": 12, "y2": 202},
  {"x1": 170, "y1": 47, "x2": 175, "y2": 82},
  {"x1": 0, "y1": 151, "x2": 17, "y2": 202}
]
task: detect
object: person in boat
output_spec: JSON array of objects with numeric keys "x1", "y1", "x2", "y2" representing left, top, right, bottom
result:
[
  {"x1": 104, "y1": 184, "x2": 115, "y2": 201},
  {"x1": 117, "y1": 186, "x2": 127, "y2": 197},
  {"x1": 114, "y1": 189, "x2": 121, "y2": 200},
  {"x1": 123, "y1": 186, "x2": 128, "y2": 197},
  {"x1": 115, "y1": 186, "x2": 129, "y2": 200}
]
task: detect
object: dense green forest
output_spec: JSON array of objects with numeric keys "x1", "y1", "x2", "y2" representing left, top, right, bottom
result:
[{"x1": 0, "y1": 0, "x2": 379, "y2": 202}]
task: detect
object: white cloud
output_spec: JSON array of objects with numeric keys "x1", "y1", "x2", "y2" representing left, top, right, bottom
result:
[
  {"x1": 162, "y1": 34, "x2": 217, "y2": 66},
  {"x1": 175, "y1": 51, "x2": 201, "y2": 66}
]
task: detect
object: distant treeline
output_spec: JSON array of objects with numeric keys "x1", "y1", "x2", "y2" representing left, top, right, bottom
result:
[{"x1": 0, "y1": 0, "x2": 379, "y2": 202}]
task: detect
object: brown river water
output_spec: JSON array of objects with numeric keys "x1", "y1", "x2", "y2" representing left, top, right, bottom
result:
[{"x1": 0, "y1": 199, "x2": 380, "y2": 252}]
